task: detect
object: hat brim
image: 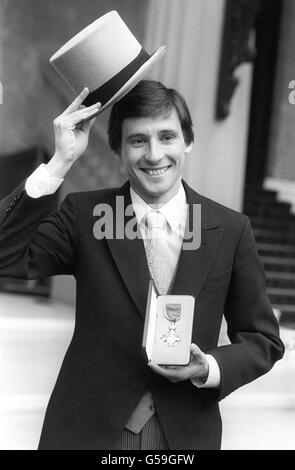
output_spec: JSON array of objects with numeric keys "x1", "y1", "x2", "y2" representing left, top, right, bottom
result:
[{"x1": 82, "y1": 45, "x2": 166, "y2": 121}]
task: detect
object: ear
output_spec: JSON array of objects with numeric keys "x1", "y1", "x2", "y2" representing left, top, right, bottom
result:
[
  {"x1": 112, "y1": 151, "x2": 127, "y2": 176},
  {"x1": 184, "y1": 142, "x2": 193, "y2": 154}
]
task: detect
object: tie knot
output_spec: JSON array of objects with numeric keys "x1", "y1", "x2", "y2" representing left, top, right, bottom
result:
[{"x1": 145, "y1": 210, "x2": 167, "y2": 230}]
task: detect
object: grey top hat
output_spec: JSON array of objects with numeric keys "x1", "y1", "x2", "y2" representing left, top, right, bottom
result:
[{"x1": 50, "y1": 10, "x2": 166, "y2": 114}]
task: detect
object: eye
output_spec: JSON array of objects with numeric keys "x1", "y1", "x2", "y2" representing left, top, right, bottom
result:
[
  {"x1": 162, "y1": 135, "x2": 174, "y2": 142},
  {"x1": 130, "y1": 137, "x2": 146, "y2": 146}
]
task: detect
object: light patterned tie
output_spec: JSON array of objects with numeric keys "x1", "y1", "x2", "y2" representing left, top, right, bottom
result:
[{"x1": 145, "y1": 210, "x2": 172, "y2": 295}]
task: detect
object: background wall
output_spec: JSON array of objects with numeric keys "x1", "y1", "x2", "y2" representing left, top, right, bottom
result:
[
  {"x1": 267, "y1": 0, "x2": 295, "y2": 180},
  {"x1": 0, "y1": 0, "x2": 149, "y2": 156},
  {"x1": 0, "y1": 1, "x2": 4, "y2": 113}
]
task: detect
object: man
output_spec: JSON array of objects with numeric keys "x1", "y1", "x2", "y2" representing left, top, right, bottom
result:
[{"x1": 0, "y1": 80, "x2": 284, "y2": 450}]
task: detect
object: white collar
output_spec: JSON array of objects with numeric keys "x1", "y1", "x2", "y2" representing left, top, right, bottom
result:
[{"x1": 130, "y1": 182, "x2": 187, "y2": 232}]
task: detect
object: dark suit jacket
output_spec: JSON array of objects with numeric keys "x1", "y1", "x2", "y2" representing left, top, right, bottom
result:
[{"x1": 0, "y1": 179, "x2": 284, "y2": 450}]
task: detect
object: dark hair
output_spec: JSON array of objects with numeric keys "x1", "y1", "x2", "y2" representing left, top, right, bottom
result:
[{"x1": 108, "y1": 80, "x2": 194, "y2": 154}]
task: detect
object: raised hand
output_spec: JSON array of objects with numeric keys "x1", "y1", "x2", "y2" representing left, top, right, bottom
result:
[{"x1": 53, "y1": 87, "x2": 101, "y2": 164}]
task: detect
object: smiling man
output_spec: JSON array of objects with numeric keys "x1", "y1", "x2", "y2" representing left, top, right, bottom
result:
[
  {"x1": 118, "y1": 107, "x2": 191, "y2": 205},
  {"x1": 0, "y1": 80, "x2": 284, "y2": 450},
  {"x1": 108, "y1": 81, "x2": 194, "y2": 206}
]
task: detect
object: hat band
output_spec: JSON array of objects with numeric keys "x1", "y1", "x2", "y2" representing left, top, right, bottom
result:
[{"x1": 83, "y1": 48, "x2": 150, "y2": 107}]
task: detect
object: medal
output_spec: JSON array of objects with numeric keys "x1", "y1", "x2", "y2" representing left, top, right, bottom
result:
[{"x1": 160, "y1": 303, "x2": 182, "y2": 349}]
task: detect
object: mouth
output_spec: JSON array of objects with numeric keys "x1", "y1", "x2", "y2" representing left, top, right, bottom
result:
[{"x1": 140, "y1": 165, "x2": 171, "y2": 176}]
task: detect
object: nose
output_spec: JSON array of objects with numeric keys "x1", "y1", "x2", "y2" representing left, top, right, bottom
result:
[{"x1": 144, "y1": 139, "x2": 163, "y2": 164}]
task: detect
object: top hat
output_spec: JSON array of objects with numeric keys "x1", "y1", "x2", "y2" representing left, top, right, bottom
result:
[{"x1": 50, "y1": 10, "x2": 166, "y2": 115}]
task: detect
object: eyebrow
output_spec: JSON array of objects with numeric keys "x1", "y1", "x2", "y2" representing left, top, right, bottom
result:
[
  {"x1": 158, "y1": 129, "x2": 179, "y2": 135},
  {"x1": 126, "y1": 133, "x2": 147, "y2": 140},
  {"x1": 126, "y1": 129, "x2": 179, "y2": 140}
]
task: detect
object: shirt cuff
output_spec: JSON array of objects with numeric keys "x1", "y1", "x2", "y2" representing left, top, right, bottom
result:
[
  {"x1": 191, "y1": 354, "x2": 221, "y2": 388},
  {"x1": 25, "y1": 163, "x2": 64, "y2": 198}
]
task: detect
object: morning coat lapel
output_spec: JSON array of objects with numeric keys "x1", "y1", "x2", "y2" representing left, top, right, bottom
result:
[
  {"x1": 172, "y1": 181, "x2": 224, "y2": 299},
  {"x1": 105, "y1": 181, "x2": 150, "y2": 319}
]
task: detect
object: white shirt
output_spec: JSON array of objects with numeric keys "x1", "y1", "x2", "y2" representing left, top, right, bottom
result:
[{"x1": 26, "y1": 164, "x2": 220, "y2": 388}]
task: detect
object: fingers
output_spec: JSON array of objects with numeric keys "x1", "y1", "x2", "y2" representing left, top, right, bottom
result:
[
  {"x1": 78, "y1": 114, "x2": 98, "y2": 133},
  {"x1": 147, "y1": 344, "x2": 208, "y2": 384},
  {"x1": 62, "y1": 87, "x2": 95, "y2": 115},
  {"x1": 62, "y1": 87, "x2": 89, "y2": 115},
  {"x1": 77, "y1": 105, "x2": 101, "y2": 129},
  {"x1": 54, "y1": 87, "x2": 101, "y2": 134},
  {"x1": 190, "y1": 343, "x2": 200, "y2": 353},
  {"x1": 189, "y1": 344, "x2": 209, "y2": 380},
  {"x1": 67, "y1": 102, "x2": 101, "y2": 125},
  {"x1": 62, "y1": 88, "x2": 101, "y2": 117},
  {"x1": 148, "y1": 362, "x2": 173, "y2": 378},
  {"x1": 190, "y1": 343, "x2": 204, "y2": 361},
  {"x1": 54, "y1": 102, "x2": 101, "y2": 131},
  {"x1": 147, "y1": 362, "x2": 186, "y2": 382}
]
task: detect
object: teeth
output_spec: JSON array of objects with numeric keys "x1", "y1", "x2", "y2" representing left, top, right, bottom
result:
[{"x1": 143, "y1": 166, "x2": 170, "y2": 176}]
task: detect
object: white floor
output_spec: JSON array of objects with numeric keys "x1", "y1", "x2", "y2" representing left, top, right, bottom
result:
[{"x1": 0, "y1": 291, "x2": 294, "y2": 450}]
